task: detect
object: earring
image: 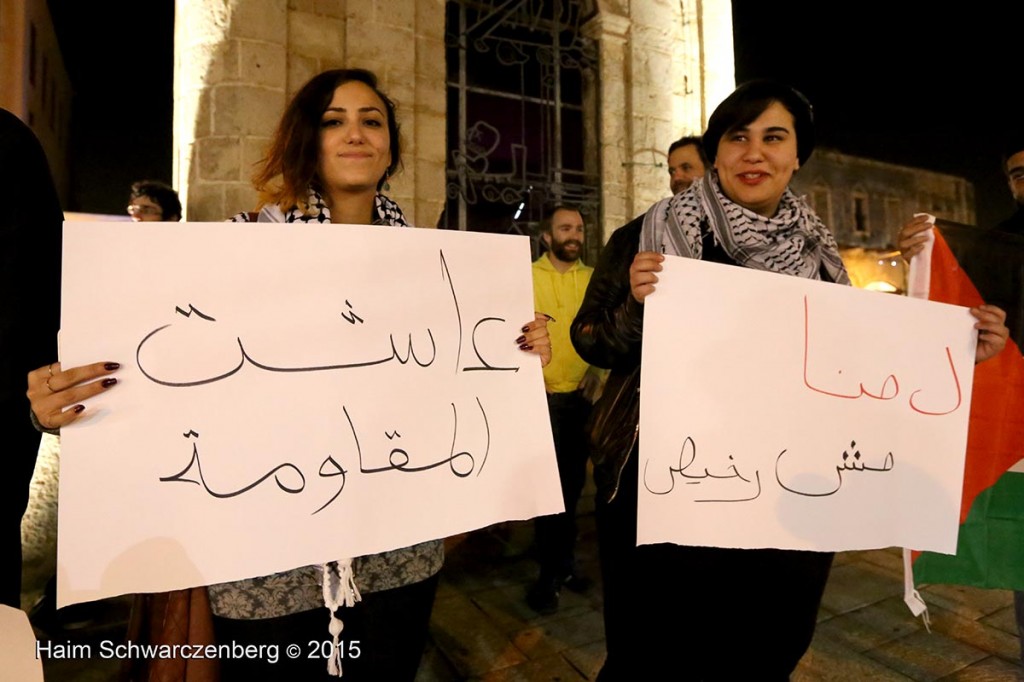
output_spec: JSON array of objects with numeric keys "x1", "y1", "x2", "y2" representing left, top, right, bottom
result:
[{"x1": 382, "y1": 172, "x2": 391, "y2": 192}]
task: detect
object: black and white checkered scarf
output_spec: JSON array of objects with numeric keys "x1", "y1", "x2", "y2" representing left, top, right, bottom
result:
[
  {"x1": 640, "y1": 173, "x2": 850, "y2": 285},
  {"x1": 234, "y1": 188, "x2": 410, "y2": 227}
]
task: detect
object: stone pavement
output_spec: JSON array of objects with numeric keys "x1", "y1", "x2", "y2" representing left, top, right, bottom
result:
[{"x1": 24, "y1": 510, "x2": 1024, "y2": 681}]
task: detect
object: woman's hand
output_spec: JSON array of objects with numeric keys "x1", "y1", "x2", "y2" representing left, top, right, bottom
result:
[
  {"x1": 898, "y1": 214, "x2": 934, "y2": 263},
  {"x1": 517, "y1": 314, "x2": 552, "y2": 368},
  {"x1": 971, "y1": 305, "x2": 1009, "y2": 364},
  {"x1": 27, "y1": 361, "x2": 120, "y2": 429},
  {"x1": 630, "y1": 251, "x2": 665, "y2": 303}
]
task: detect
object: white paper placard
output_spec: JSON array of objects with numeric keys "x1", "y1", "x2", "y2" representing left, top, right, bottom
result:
[
  {"x1": 0, "y1": 605, "x2": 44, "y2": 682},
  {"x1": 57, "y1": 222, "x2": 561, "y2": 606},
  {"x1": 638, "y1": 256, "x2": 976, "y2": 553}
]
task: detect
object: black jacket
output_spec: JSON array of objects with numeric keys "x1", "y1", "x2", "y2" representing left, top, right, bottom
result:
[{"x1": 570, "y1": 217, "x2": 644, "y2": 501}]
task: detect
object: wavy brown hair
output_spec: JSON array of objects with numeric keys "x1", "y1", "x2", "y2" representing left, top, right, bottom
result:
[{"x1": 253, "y1": 68, "x2": 402, "y2": 213}]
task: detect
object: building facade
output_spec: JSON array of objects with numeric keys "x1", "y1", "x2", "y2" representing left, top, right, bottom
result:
[
  {"x1": 173, "y1": 0, "x2": 735, "y2": 248},
  {"x1": 0, "y1": 0, "x2": 72, "y2": 201},
  {"x1": 791, "y1": 148, "x2": 976, "y2": 293}
]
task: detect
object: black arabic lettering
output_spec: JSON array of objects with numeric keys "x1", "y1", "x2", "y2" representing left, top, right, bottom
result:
[
  {"x1": 175, "y1": 304, "x2": 216, "y2": 321},
  {"x1": 340, "y1": 299, "x2": 365, "y2": 325},
  {"x1": 311, "y1": 455, "x2": 347, "y2": 515},
  {"x1": 160, "y1": 432, "x2": 305, "y2": 498},
  {"x1": 462, "y1": 317, "x2": 519, "y2": 373},
  {"x1": 775, "y1": 440, "x2": 895, "y2": 497},
  {"x1": 137, "y1": 326, "x2": 437, "y2": 386},
  {"x1": 440, "y1": 249, "x2": 463, "y2": 374},
  {"x1": 642, "y1": 436, "x2": 762, "y2": 502},
  {"x1": 342, "y1": 399, "x2": 489, "y2": 479}
]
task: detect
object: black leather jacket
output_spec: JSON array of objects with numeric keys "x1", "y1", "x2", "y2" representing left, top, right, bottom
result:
[{"x1": 570, "y1": 217, "x2": 645, "y2": 502}]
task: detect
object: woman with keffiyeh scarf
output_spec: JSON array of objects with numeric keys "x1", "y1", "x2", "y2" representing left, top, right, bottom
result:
[
  {"x1": 571, "y1": 80, "x2": 1008, "y2": 680},
  {"x1": 27, "y1": 69, "x2": 551, "y2": 680}
]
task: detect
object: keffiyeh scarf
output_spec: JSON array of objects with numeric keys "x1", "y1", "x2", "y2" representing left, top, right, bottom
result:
[
  {"x1": 239, "y1": 188, "x2": 410, "y2": 227},
  {"x1": 640, "y1": 173, "x2": 850, "y2": 285}
]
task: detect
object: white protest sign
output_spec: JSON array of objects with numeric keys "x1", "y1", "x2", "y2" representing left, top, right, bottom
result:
[
  {"x1": 0, "y1": 605, "x2": 44, "y2": 682},
  {"x1": 58, "y1": 222, "x2": 561, "y2": 607},
  {"x1": 639, "y1": 256, "x2": 976, "y2": 553}
]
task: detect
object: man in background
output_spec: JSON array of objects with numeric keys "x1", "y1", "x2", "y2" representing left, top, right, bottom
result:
[
  {"x1": 666, "y1": 135, "x2": 707, "y2": 195},
  {"x1": 0, "y1": 109, "x2": 62, "y2": 608},
  {"x1": 128, "y1": 179, "x2": 181, "y2": 222},
  {"x1": 527, "y1": 205, "x2": 598, "y2": 614}
]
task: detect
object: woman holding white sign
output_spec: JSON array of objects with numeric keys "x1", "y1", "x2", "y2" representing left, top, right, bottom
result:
[
  {"x1": 28, "y1": 68, "x2": 551, "y2": 680},
  {"x1": 572, "y1": 80, "x2": 1008, "y2": 680}
]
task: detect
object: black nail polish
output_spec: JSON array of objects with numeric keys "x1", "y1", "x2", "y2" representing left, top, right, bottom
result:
[
  {"x1": 519, "y1": 344, "x2": 533, "y2": 351},
  {"x1": 104, "y1": 362, "x2": 120, "y2": 371},
  {"x1": 515, "y1": 335, "x2": 526, "y2": 344},
  {"x1": 102, "y1": 378, "x2": 118, "y2": 387},
  {"x1": 73, "y1": 404, "x2": 85, "y2": 414},
  {"x1": 521, "y1": 325, "x2": 530, "y2": 333}
]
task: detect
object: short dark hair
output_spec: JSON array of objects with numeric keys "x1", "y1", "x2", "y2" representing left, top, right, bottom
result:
[
  {"x1": 539, "y1": 204, "x2": 582, "y2": 234},
  {"x1": 703, "y1": 80, "x2": 815, "y2": 166},
  {"x1": 667, "y1": 135, "x2": 708, "y2": 167},
  {"x1": 129, "y1": 180, "x2": 181, "y2": 221},
  {"x1": 254, "y1": 68, "x2": 402, "y2": 212},
  {"x1": 1000, "y1": 137, "x2": 1024, "y2": 174}
]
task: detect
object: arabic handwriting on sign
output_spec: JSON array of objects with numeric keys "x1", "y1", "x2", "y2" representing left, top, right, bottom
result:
[
  {"x1": 160, "y1": 431, "x2": 306, "y2": 498},
  {"x1": 642, "y1": 436, "x2": 762, "y2": 503},
  {"x1": 175, "y1": 304, "x2": 216, "y2": 321},
  {"x1": 311, "y1": 455, "x2": 347, "y2": 515},
  {"x1": 801, "y1": 295, "x2": 961, "y2": 415},
  {"x1": 160, "y1": 431, "x2": 349, "y2": 515},
  {"x1": 439, "y1": 249, "x2": 519, "y2": 374},
  {"x1": 136, "y1": 306, "x2": 438, "y2": 387},
  {"x1": 343, "y1": 397, "x2": 491, "y2": 478},
  {"x1": 137, "y1": 248, "x2": 522, "y2": 386},
  {"x1": 775, "y1": 440, "x2": 895, "y2": 498},
  {"x1": 340, "y1": 300, "x2": 364, "y2": 325}
]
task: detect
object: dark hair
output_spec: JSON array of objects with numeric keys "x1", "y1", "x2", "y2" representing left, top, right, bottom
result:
[
  {"x1": 667, "y1": 135, "x2": 709, "y2": 167},
  {"x1": 129, "y1": 180, "x2": 181, "y2": 221},
  {"x1": 539, "y1": 204, "x2": 582, "y2": 234},
  {"x1": 1001, "y1": 137, "x2": 1024, "y2": 174},
  {"x1": 254, "y1": 68, "x2": 401, "y2": 212},
  {"x1": 702, "y1": 80, "x2": 815, "y2": 166}
]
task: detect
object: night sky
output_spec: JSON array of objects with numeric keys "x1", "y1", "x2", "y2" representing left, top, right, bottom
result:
[{"x1": 48, "y1": 1, "x2": 1022, "y2": 229}]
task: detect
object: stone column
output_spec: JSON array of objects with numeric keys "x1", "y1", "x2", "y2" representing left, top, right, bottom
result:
[
  {"x1": 174, "y1": 0, "x2": 288, "y2": 221},
  {"x1": 583, "y1": 11, "x2": 631, "y2": 242}
]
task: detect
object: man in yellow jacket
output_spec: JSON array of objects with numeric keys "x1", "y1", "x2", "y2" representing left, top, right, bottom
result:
[{"x1": 527, "y1": 205, "x2": 598, "y2": 614}]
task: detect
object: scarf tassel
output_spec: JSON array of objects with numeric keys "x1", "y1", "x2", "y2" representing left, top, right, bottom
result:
[{"x1": 322, "y1": 559, "x2": 362, "y2": 677}]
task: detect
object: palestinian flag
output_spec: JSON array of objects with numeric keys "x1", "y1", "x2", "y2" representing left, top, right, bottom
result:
[{"x1": 907, "y1": 221, "x2": 1024, "y2": 592}]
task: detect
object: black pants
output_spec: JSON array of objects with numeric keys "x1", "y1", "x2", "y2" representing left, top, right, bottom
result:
[
  {"x1": 213, "y1": 572, "x2": 438, "y2": 680},
  {"x1": 597, "y1": 449, "x2": 833, "y2": 681},
  {"x1": 533, "y1": 390, "x2": 592, "y2": 580}
]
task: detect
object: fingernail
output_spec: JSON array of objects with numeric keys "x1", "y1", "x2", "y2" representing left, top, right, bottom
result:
[
  {"x1": 519, "y1": 344, "x2": 533, "y2": 351},
  {"x1": 104, "y1": 362, "x2": 120, "y2": 371},
  {"x1": 73, "y1": 404, "x2": 85, "y2": 414},
  {"x1": 521, "y1": 325, "x2": 530, "y2": 333},
  {"x1": 515, "y1": 335, "x2": 526, "y2": 344},
  {"x1": 102, "y1": 378, "x2": 118, "y2": 388}
]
